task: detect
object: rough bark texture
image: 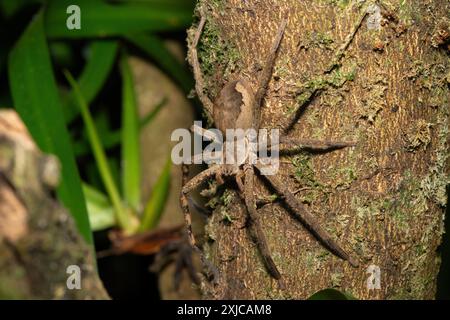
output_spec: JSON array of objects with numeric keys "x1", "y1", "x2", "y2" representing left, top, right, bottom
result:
[
  {"x1": 187, "y1": 0, "x2": 449, "y2": 299},
  {"x1": 0, "y1": 110, "x2": 109, "y2": 299}
]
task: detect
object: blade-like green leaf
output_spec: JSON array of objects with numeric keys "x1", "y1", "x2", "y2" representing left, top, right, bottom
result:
[
  {"x1": 45, "y1": 0, "x2": 193, "y2": 39},
  {"x1": 138, "y1": 96, "x2": 167, "y2": 128},
  {"x1": 139, "y1": 156, "x2": 171, "y2": 231},
  {"x1": 8, "y1": 11, "x2": 92, "y2": 244},
  {"x1": 73, "y1": 97, "x2": 166, "y2": 156},
  {"x1": 64, "y1": 70, "x2": 136, "y2": 234},
  {"x1": 83, "y1": 183, "x2": 116, "y2": 231},
  {"x1": 308, "y1": 288, "x2": 357, "y2": 300},
  {"x1": 76, "y1": 41, "x2": 118, "y2": 103},
  {"x1": 108, "y1": 156, "x2": 121, "y2": 202},
  {"x1": 119, "y1": 54, "x2": 141, "y2": 212},
  {"x1": 125, "y1": 33, "x2": 193, "y2": 94},
  {"x1": 64, "y1": 40, "x2": 118, "y2": 123}
]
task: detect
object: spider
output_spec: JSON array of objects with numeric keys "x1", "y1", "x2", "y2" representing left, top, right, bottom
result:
[{"x1": 180, "y1": 13, "x2": 359, "y2": 283}]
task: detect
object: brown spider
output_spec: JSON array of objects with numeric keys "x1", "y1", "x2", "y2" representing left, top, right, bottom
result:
[{"x1": 180, "y1": 13, "x2": 359, "y2": 283}]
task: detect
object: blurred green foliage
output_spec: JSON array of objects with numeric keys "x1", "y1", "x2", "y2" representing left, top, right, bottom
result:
[
  {"x1": 8, "y1": 11, "x2": 92, "y2": 242},
  {"x1": 2, "y1": 0, "x2": 196, "y2": 241}
]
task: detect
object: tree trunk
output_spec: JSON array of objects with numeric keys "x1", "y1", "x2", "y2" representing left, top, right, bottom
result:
[
  {"x1": 0, "y1": 110, "x2": 108, "y2": 299},
  {"x1": 188, "y1": 0, "x2": 449, "y2": 299}
]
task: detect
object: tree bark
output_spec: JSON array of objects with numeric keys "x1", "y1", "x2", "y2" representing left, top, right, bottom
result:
[
  {"x1": 188, "y1": 0, "x2": 449, "y2": 299},
  {"x1": 0, "y1": 110, "x2": 108, "y2": 299}
]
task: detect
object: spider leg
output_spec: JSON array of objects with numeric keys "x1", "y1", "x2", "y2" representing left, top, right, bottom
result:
[
  {"x1": 181, "y1": 164, "x2": 223, "y2": 248},
  {"x1": 191, "y1": 124, "x2": 221, "y2": 143},
  {"x1": 149, "y1": 241, "x2": 178, "y2": 273},
  {"x1": 180, "y1": 239, "x2": 202, "y2": 287},
  {"x1": 173, "y1": 238, "x2": 201, "y2": 291},
  {"x1": 280, "y1": 91, "x2": 318, "y2": 135},
  {"x1": 254, "y1": 162, "x2": 359, "y2": 267},
  {"x1": 279, "y1": 8, "x2": 368, "y2": 135},
  {"x1": 276, "y1": 137, "x2": 356, "y2": 153},
  {"x1": 236, "y1": 164, "x2": 282, "y2": 280},
  {"x1": 256, "y1": 194, "x2": 282, "y2": 208},
  {"x1": 190, "y1": 14, "x2": 214, "y2": 124},
  {"x1": 181, "y1": 164, "x2": 236, "y2": 282},
  {"x1": 252, "y1": 16, "x2": 288, "y2": 130}
]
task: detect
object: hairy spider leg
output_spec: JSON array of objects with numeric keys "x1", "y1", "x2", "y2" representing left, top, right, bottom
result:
[{"x1": 255, "y1": 162, "x2": 359, "y2": 267}]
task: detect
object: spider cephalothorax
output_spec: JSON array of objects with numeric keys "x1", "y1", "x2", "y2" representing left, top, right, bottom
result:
[{"x1": 181, "y1": 13, "x2": 358, "y2": 284}]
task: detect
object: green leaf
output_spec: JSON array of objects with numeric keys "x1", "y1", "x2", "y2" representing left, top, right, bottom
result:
[
  {"x1": 8, "y1": 11, "x2": 93, "y2": 244},
  {"x1": 139, "y1": 156, "x2": 171, "y2": 231},
  {"x1": 64, "y1": 40, "x2": 119, "y2": 123},
  {"x1": 73, "y1": 97, "x2": 166, "y2": 157},
  {"x1": 64, "y1": 70, "x2": 136, "y2": 234},
  {"x1": 45, "y1": 0, "x2": 193, "y2": 39},
  {"x1": 125, "y1": 33, "x2": 193, "y2": 94},
  {"x1": 120, "y1": 54, "x2": 141, "y2": 212},
  {"x1": 139, "y1": 97, "x2": 167, "y2": 128},
  {"x1": 308, "y1": 288, "x2": 357, "y2": 300},
  {"x1": 83, "y1": 183, "x2": 115, "y2": 231}
]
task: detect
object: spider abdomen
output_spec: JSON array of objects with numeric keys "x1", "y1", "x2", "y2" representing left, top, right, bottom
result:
[{"x1": 213, "y1": 79, "x2": 255, "y2": 134}]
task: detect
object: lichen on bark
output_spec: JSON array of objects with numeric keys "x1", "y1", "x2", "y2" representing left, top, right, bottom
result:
[{"x1": 187, "y1": 0, "x2": 449, "y2": 299}]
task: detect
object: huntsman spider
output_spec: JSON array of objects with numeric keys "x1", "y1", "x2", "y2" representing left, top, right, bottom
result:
[{"x1": 180, "y1": 13, "x2": 359, "y2": 283}]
